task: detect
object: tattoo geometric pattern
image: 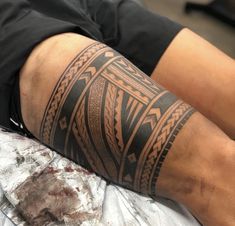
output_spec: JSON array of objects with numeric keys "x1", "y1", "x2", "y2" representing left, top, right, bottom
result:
[{"x1": 40, "y1": 42, "x2": 195, "y2": 196}]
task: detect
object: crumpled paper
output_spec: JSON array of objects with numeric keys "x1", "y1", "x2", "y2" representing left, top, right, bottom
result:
[{"x1": 0, "y1": 128, "x2": 200, "y2": 226}]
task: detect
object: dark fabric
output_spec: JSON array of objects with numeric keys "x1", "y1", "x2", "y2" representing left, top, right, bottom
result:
[
  {"x1": 0, "y1": 0, "x2": 183, "y2": 132},
  {"x1": 111, "y1": 0, "x2": 183, "y2": 74}
]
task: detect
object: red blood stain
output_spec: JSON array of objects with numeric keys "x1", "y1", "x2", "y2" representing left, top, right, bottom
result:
[
  {"x1": 45, "y1": 166, "x2": 60, "y2": 174},
  {"x1": 64, "y1": 166, "x2": 74, "y2": 172}
]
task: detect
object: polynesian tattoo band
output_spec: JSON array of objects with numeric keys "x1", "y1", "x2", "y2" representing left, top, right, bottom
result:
[{"x1": 40, "y1": 43, "x2": 195, "y2": 197}]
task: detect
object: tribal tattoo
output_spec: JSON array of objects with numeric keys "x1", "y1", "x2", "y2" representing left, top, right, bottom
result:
[{"x1": 40, "y1": 42, "x2": 195, "y2": 197}]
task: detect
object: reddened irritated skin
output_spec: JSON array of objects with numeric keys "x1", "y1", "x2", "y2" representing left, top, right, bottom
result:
[{"x1": 19, "y1": 33, "x2": 235, "y2": 226}]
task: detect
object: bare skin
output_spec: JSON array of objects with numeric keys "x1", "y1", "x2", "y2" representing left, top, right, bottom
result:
[
  {"x1": 151, "y1": 28, "x2": 235, "y2": 138},
  {"x1": 19, "y1": 33, "x2": 235, "y2": 226}
]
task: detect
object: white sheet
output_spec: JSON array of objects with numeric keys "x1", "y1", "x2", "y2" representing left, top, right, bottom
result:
[{"x1": 0, "y1": 128, "x2": 200, "y2": 226}]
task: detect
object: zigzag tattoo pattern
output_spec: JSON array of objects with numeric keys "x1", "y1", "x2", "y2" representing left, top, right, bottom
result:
[{"x1": 40, "y1": 43, "x2": 195, "y2": 196}]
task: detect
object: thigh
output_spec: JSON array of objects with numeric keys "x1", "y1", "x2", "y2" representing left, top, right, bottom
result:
[
  {"x1": 19, "y1": 33, "x2": 235, "y2": 226},
  {"x1": 19, "y1": 32, "x2": 194, "y2": 188}
]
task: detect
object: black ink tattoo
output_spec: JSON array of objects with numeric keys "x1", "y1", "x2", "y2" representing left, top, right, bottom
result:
[{"x1": 40, "y1": 42, "x2": 195, "y2": 197}]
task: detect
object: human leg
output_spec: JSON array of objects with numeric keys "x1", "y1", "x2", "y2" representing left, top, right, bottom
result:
[
  {"x1": 151, "y1": 28, "x2": 235, "y2": 138},
  {"x1": 19, "y1": 33, "x2": 235, "y2": 226}
]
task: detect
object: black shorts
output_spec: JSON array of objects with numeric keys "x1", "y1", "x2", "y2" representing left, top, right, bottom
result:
[{"x1": 0, "y1": 0, "x2": 183, "y2": 134}]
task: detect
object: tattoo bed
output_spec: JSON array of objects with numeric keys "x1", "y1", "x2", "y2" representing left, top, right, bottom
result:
[{"x1": 0, "y1": 126, "x2": 200, "y2": 226}]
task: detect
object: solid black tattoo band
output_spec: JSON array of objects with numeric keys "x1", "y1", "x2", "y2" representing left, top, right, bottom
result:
[{"x1": 40, "y1": 42, "x2": 195, "y2": 197}]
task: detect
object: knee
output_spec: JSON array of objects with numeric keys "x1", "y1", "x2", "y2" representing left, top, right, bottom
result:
[
  {"x1": 20, "y1": 33, "x2": 95, "y2": 87},
  {"x1": 19, "y1": 33, "x2": 96, "y2": 137}
]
